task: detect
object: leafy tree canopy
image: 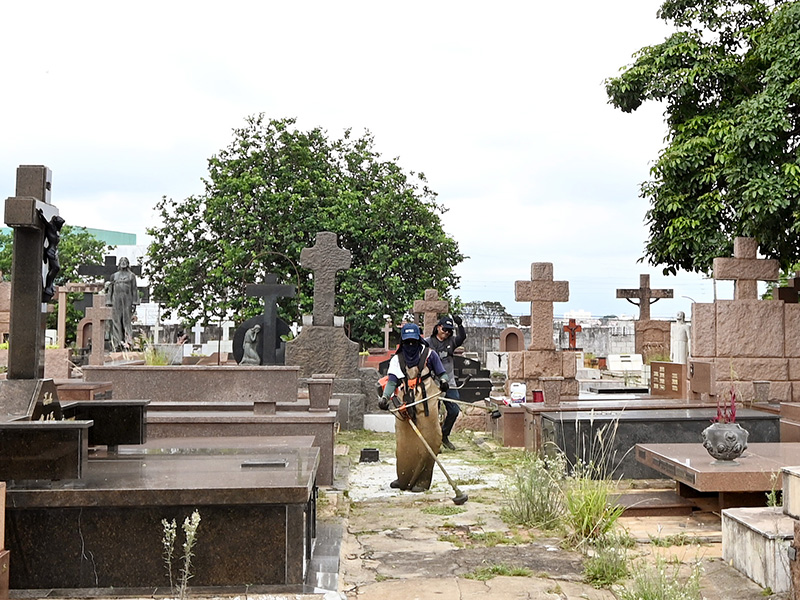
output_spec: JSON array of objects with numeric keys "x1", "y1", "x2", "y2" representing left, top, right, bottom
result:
[
  {"x1": 0, "y1": 225, "x2": 111, "y2": 344},
  {"x1": 605, "y1": 0, "x2": 800, "y2": 275},
  {"x1": 145, "y1": 115, "x2": 465, "y2": 347}
]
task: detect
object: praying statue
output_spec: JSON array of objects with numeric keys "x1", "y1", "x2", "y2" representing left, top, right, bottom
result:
[
  {"x1": 240, "y1": 323, "x2": 262, "y2": 365},
  {"x1": 105, "y1": 257, "x2": 139, "y2": 350},
  {"x1": 670, "y1": 311, "x2": 691, "y2": 364}
]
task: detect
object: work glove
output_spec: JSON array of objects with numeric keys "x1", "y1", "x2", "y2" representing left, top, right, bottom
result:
[
  {"x1": 378, "y1": 396, "x2": 390, "y2": 411},
  {"x1": 439, "y1": 379, "x2": 449, "y2": 393},
  {"x1": 453, "y1": 315, "x2": 463, "y2": 326}
]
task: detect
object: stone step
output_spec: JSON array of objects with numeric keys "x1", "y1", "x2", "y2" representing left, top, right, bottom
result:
[
  {"x1": 617, "y1": 489, "x2": 695, "y2": 517},
  {"x1": 780, "y1": 418, "x2": 800, "y2": 442}
]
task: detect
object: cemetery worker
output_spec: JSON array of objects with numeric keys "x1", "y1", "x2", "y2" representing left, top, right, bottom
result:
[
  {"x1": 105, "y1": 257, "x2": 139, "y2": 350},
  {"x1": 241, "y1": 323, "x2": 262, "y2": 365},
  {"x1": 176, "y1": 330, "x2": 188, "y2": 344},
  {"x1": 378, "y1": 323, "x2": 449, "y2": 492},
  {"x1": 427, "y1": 315, "x2": 467, "y2": 450},
  {"x1": 670, "y1": 311, "x2": 691, "y2": 364},
  {"x1": 37, "y1": 208, "x2": 66, "y2": 302}
]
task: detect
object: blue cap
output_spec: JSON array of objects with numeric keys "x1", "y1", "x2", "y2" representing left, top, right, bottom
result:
[{"x1": 400, "y1": 323, "x2": 422, "y2": 341}]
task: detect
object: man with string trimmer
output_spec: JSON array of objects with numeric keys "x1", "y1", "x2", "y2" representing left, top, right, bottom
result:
[{"x1": 378, "y1": 323, "x2": 450, "y2": 493}]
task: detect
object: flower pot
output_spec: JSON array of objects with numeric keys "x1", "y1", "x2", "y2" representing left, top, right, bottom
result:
[{"x1": 701, "y1": 422, "x2": 749, "y2": 462}]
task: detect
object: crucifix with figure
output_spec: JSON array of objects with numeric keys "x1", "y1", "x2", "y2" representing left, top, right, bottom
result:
[
  {"x1": 616, "y1": 274, "x2": 673, "y2": 321},
  {"x1": 246, "y1": 273, "x2": 296, "y2": 364},
  {"x1": 300, "y1": 232, "x2": 351, "y2": 327},
  {"x1": 563, "y1": 318, "x2": 582, "y2": 351},
  {"x1": 4, "y1": 165, "x2": 60, "y2": 380}
]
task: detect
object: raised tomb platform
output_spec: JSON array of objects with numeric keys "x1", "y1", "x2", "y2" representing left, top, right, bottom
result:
[{"x1": 6, "y1": 436, "x2": 320, "y2": 592}]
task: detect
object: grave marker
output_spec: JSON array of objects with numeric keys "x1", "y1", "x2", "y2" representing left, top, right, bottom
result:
[
  {"x1": 84, "y1": 294, "x2": 112, "y2": 366},
  {"x1": 515, "y1": 263, "x2": 569, "y2": 350},
  {"x1": 192, "y1": 322, "x2": 204, "y2": 345},
  {"x1": 562, "y1": 318, "x2": 582, "y2": 350},
  {"x1": 4, "y1": 165, "x2": 58, "y2": 379},
  {"x1": 713, "y1": 237, "x2": 779, "y2": 300},
  {"x1": 246, "y1": 273, "x2": 296, "y2": 365},
  {"x1": 616, "y1": 274, "x2": 673, "y2": 321},
  {"x1": 300, "y1": 231, "x2": 351, "y2": 327},
  {"x1": 382, "y1": 318, "x2": 393, "y2": 350},
  {"x1": 413, "y1": 289, "x2": 448, "y2": 338}
]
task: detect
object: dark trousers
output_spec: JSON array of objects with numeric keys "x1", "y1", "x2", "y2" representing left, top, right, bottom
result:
[{"x1": 441, "y1": 389, "x2": 460, "y2": 438}]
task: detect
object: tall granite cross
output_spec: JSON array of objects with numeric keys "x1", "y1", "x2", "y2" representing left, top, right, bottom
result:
[
  {"x1": 563, "y1": 318, "x2": 582, "y2": 350},
  {"x1": 383, "y1": 318, "x2": 393, "y2": 350},
  {"x1": 246, "y1": 273, "x2": 296, "y2": 364},
  {"x1": 713, "y1": 237, "x2": 780, "y2": 300},
  {"x1": 413, "y1": 289, "x2": 449, "y2": 338},
  {"x1": 300, "y1": 232, "x2": 351, "y2": 327},
  {"x1": 515, "y1": 262, "x2": 569, "y2": 351},
  {"x1": 84, "y1": 293, "x2": 112, "y2": 366},
  {"x1": 4, "y1": 165, "x2": 59, "y2": 379},
  {"x1": 616, "y1": 274, "x2": 673, "y2": 321}
]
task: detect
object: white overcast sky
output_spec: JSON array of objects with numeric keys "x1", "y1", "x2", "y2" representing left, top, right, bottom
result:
[{"x1": 1, "y1": 1, "x2": 736, "y2": 319}]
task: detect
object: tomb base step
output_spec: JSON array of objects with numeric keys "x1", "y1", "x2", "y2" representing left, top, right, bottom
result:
[
  {"x1": 722, "y1": 506, "x2": 794, "y2": 594},
  {"x1": 617, "y1": 489, "x2": 696, "y2": 517},
  {"x1": 780, "y1": 418, "x2": 800, "y2": 442},
  {"x1": 780, "y1": 402, "x2": 800, "y2": 422}
]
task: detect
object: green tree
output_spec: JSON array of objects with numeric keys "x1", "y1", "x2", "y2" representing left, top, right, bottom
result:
[
  {"x1": 0, "y1": 226, "x2": 111, "y2": 344},
  {"x1": 605, "y1": 0, "x2": 800, "y2": 275},
  {"x1": 145, "y1": 115, "x2": 465, "y2": 347}
]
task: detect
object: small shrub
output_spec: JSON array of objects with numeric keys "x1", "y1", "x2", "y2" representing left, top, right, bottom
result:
[{"x1": 162, "y1": 510, "x2": 201, "y2": 600}]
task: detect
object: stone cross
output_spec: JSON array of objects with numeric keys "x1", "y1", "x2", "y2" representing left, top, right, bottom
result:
[
  {"x1": 246, "y1": 273, "x2": 296, "y2": 364},
  {"x1": 383, "y1": 318, "x2": 393, "y2": 350},
  {"x1": 563, "y1": 318, "x2": 582, "y2": 350},
  {"x1": 79, "y1": 254, "x2": 143, "y2": 280},
  {"x1": 191, "y1": 323, "x2": 204, "y2": 345},
  {"x1": 84, "y1": 293, "x2": 112, "y2": 366},
  {"x1": 4, "y1": 165, "x2": 59, "y2": 379},
  {"x1": 713, "y1": 237, "x2": 780, "y2": 300},
  {"x1": 616, "y1": 274, "x2": 673, "y2": 321},
  {"x1": 515, "y1": 263, "x2": 569, "y2": 351},
  {"x1": 300, "y1": 231, "x2": 351, "y2": 327},
  {"x1": 413, "y1": 289, "x2": 449, "y2": 338},
  {"x1": 55, "y1": 282, "x2": 104, "y2": 348}
]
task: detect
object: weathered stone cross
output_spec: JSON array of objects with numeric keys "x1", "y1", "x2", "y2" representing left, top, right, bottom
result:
[
  {"x1": 84, "y1": 293, "x2": 112, "y2": 366},
  {"x1": 300, "y1": 232, "x2": 351, "y2": 327},
  {"x1": 4, "y1": 165, "x2": 59, "y2": 379},
  {"x1": 413, "y1": 289, "x2": 448, "y2": 338},
  {"x1": 515, "y1": 263, "x2": 569, "y2": 351},
  {"x1": 246, "y1": 273, "x2": 296, "y2": 364},
  {"x1": 563, "y1": 318, "x2": 582, "y2": 350},
  {"x1": 616, "y1": 274, "x2": 673, "y2": 321},
  {"x1": 713, "y1": 237, "x2": 779, "y2": 300}
]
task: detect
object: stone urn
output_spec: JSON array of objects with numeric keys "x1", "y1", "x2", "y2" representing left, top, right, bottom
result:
[
  {"x1": 307, "y1": 376, "x2": 334, "y2": 412},
  {"x1": 701, "y1": 422, "x2": 749, "y2": 462}
]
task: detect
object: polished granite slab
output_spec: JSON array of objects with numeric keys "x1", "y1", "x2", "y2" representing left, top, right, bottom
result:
[
  {"x1": 635, "y1": 442, "x2": 800, "y2": 492},
  {"x1": 6, "y1": 436, "x2": 320, "y2": 589}
]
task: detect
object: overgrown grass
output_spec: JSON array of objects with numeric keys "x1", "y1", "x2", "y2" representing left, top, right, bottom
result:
[
  {"x1": 463, "y1": 564, "x2": 532, "y2": 580},
  {"x1": 583, "y1": 532, "x2": 630, "y2": 588},
  {"x1": 615, "y1": 556, "x2": 702, "y2": 600},
  {"x1": 421, "y1": 505, "x2": 467, "y2": 516},
  {"x1": 563, "y1": 476, "x2": 625, "y2": 548},
  {"x1": 501, "y1": 452, "x2": 566, "y2": 531}
]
